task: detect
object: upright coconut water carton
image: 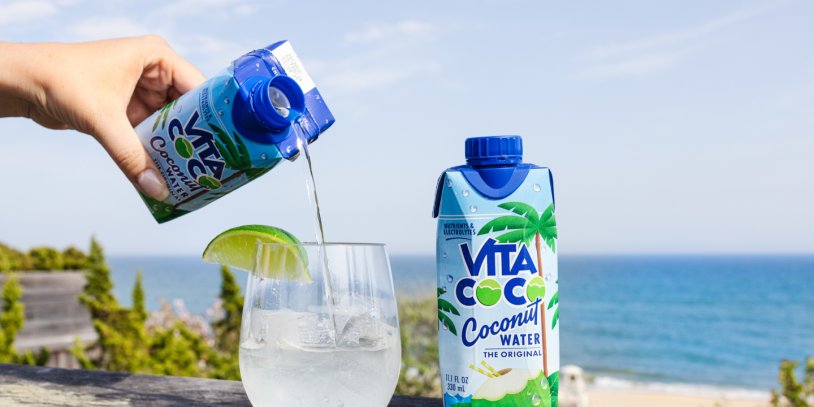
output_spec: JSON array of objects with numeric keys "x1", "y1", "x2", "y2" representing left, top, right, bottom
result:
[{"x1": 433, "y1": 136, "x2": 559, "y2": 407}]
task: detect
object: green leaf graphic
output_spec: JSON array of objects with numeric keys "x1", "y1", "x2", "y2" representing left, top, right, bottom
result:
[
  {"x1": 498, "y1": 201, "x2": 540, "y2": 223},
  {"x1": 548, "y1": 371, "x2": 559, "y2": 407},
  {"x1": 437, "y1": 298, "x2": 460, "y2": 316},
  {"x1": 160, "y1": 107, "x2": 169, "y2": 129},
  {"x1": 548, "y1": 291, "x2": 559, "y2": 309},
  {"x1": 478, "y1": 216, "x2": 529, "y2": 235},
  {"x1": 438, "y1": 311, "x2": 457, "y2": 335}
]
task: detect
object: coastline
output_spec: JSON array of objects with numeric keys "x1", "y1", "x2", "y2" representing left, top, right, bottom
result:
[{"x1": 585, "y1": 375, "x2": 769, "y2": 407}]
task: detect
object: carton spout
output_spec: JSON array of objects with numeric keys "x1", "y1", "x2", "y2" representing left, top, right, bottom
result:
[
  {"x1": 235, "y1": 74, "x2": 305, "y2": 142},
  {"x1": 233, "y1": 41, "x2": 335, "y2": 161}
]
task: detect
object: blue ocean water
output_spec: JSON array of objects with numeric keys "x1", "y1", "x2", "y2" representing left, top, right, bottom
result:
[{"x1": 107, "y1": 254, "x2": 814, "y2": 391}]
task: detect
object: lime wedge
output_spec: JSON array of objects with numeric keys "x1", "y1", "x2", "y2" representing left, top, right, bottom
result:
[{"x1": 202, "y1": 225, "x2": 310, "y2": 281}]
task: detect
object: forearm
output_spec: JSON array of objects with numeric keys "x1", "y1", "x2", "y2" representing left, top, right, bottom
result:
[{"x1": 0, "y1": 42, "x2": 47, "y2": 118}]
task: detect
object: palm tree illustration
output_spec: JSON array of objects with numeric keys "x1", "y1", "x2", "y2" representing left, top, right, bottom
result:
[
  {"x1": 437, "y1": 287, "x2": 460, "y2": 335},
  {"x1": 174, "y1": 124, "x2": 270, "y2": 207},
  {"x1": 478, "y1": 202, "x2": 557, "y2": 377}
]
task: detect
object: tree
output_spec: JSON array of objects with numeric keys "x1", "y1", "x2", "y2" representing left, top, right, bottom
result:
[
  {"x1": 62, "y1": 246, "x2": 87, "y2": 270},
  {"x1": 478, "y1": 202, "x2": 557, "y2": 377},
  {"x1": 210, "y1": 266, "x2": 243, "y2": 380},
  {"x1": 79, "y1": 237, "x2": 116, "y2": 313},
  {"x1": 0, "y1": 243, "x2": 33, "y2": 272},
  {"x1": 0, "y1": 274, "x2": 48, "y2": 365},
  {"x1": 75, "y1": 237, "x2": 150, "y2": 373},
  {"x1": 74, "y1": 238, "x2": 238, "y2": 379},
  {"x1": 212, "y1": 266, "x2": 242, "y2": 351},
  {"x1": 0, "y1": 274, "x2": 24, "y2": 362},
  {"x1": 148, "y1": 322, "x2": 208, "y2": 377},
  {"x1": 28, "y1": 247, "x2": 64, "y2": 271},
  {"x1": 133, "y1": 272, "x2": 148, "y2": 324},
  {"x1": 0, "y1": 245, "x2": 12, "y2": 272}
]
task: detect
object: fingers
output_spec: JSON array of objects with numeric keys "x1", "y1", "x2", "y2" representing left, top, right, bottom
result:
[
  {"x1": 167, "y1": 51, "x2": 206, "y2": 95},
  {"x1": 94, "y1": 116, "x2": 169, "y2": 201}
]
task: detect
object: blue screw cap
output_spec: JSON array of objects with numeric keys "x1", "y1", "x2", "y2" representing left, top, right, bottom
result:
[{"x1": 465, "y1": 135, "x2": 523, "y2": 166}]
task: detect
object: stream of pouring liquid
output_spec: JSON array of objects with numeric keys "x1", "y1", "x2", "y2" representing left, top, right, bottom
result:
[{"x1": 295, "y1": 135, "x2": 339, "y2": 342}]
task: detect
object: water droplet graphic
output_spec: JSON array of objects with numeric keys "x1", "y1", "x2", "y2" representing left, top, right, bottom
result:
[
  {"x1": 442, "y1": 323, "x2": 448, "y2": 331},
  {"x1": 545, "y1": 273, "x2": 552, "y2": 282},
  {"x1": 531, "y1": 394, "x2": 541, "y2": 406},
  {"x1": 442, "y1": 251, "x2": 448, "y2": 258},
  {"x1": 470, "y1": 205, "x2": 478, "y2": 213},
  {"x1": 462, "y1": 189, "x2": 470, "y2": 197},
  {"x1": 223, "y1": 97, "x2": 229, "y2": 104},
  {"x1": 218, "y1": 110, "x2": 224, "y2": 116},
  {"x1": 446, "y1": 275, "x2": 454, "y2": 283},
  {"x1": 260, "y1": 153, "x2": 268, "y2": 160},
  {"x1": 441, "y1": 285, "x2": 447, "y2": 292},
  {"x1": 533, "y1": 183, "x2": 542, "y2": 192}
]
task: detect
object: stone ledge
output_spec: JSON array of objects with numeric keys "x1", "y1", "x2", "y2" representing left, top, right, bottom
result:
[{"x1": 0, "y1": 363, "x2": 441, "y2": 406}]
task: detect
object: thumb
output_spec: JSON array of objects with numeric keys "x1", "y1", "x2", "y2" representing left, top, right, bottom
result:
[{"x1": 94, "y1": 117, "x2": 169, "y2": 201}]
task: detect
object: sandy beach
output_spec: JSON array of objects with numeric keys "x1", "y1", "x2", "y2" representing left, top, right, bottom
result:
[{"x1": 587, "y1": 388, "x2": 769, "y2": 407}]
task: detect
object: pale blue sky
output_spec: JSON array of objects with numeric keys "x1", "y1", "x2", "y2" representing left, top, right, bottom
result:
[{"x1": 0, "y1": 0, "x2": 812, "y2": 255}]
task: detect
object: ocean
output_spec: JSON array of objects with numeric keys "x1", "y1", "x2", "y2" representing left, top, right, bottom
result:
[{"x1": 107, "y1": 254, "x2": 814, "y2": 393}]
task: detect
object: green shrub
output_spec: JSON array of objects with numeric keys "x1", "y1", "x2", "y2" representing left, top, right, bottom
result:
[
  {"x1": 0, "y1": 244, "x2": 32, "y2": 272},
  {"x1": 396, "y1": 295, "x2": 442, "y2": 397},
  {"x1": 772, "y1": 357, "x2": 814, "y2": 407},
  {"x1": 62, "y1": 246, "x2": 87, "y2": 270},
  {"x1": 0, "y1": 242, "x2": 89, "y2": 272},
  {"x1": 28, "y1": 247, "x2": 64, "y2": 271},
  {"x1": 74, "y1": 238, "x2": 241, "y2": 379},
  {"x1": 0, "y1": 274, "x2": 49, "y2": 365}
]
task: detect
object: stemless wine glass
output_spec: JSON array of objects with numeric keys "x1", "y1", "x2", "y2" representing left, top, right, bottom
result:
[{"x1": 239, "y1": 242, "x2": 401, "y2": 407}]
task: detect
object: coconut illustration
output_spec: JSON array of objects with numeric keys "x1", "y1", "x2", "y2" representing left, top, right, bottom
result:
[
  {"x1": 475, "y1": 278, "x2": 501, "y2": 306},
  {"x1": 471, "y1": 368, "x2": 550, "y2": 407},
  {"x1": 526, "y1": 276, "x2": 546, "y2": 303},
  {"x1": 174, "y1": 137, "x2": 194, "y2": 159},
  {"x1": 197, "y1": 175, "x2": 222, "y2": 190}
]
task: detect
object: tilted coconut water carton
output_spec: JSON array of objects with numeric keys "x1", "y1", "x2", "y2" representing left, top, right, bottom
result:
[
  {"x1": 433, "y1": 136, "x2": 559, "y2": 407},
  {"x1": 135, "y1": 41, "x2": 334, "y2": 223}
]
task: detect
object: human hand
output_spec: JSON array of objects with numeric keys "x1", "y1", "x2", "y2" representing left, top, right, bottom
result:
[{"x1": 0, "y1": 36, "x2": 206, "y2": 200}]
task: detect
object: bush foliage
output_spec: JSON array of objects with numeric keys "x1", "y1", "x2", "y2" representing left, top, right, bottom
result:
[
  {"x1": 0, "y1": 242, "x2": 88, "y2": 272},
  {"x1": 397, "y1": 296, "x2": 442, "y2": 397},
  {"x1": 72, "y1": 238, "x2": 242, "y2": 379},
  {"x1": 0, "y1": 274, "x2": 49, "y2": 365},
  {"x1": 772, "y1": 357, "x2": 814, "y2": 407}
]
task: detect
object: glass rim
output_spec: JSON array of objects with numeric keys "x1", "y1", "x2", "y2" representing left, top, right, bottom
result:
[{"x1": 255, "y1": 242, "x2": 386, "y2": 248}]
